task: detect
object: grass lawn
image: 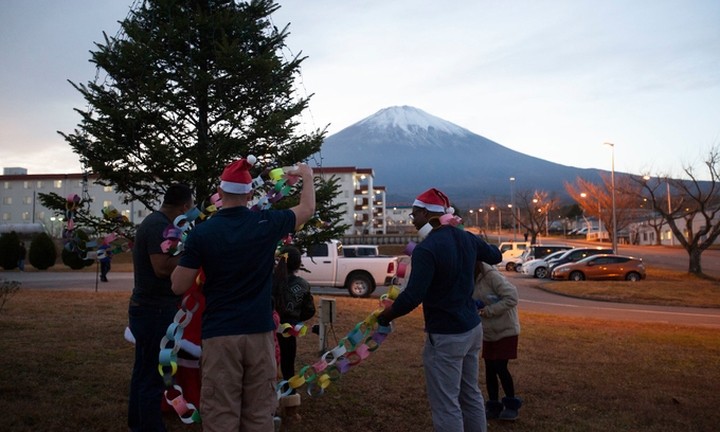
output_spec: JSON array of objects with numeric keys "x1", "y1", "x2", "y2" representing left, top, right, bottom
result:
[
  {"x1": 1, "y1": 291, "x2": 719, "y2": 432},
  {"x1": 541, "y1": 267, "x2": 720, "y2": 308}
]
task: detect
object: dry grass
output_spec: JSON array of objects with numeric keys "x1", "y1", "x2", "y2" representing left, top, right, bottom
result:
[
  {"x1": 1, "y1": 292, "x2": 719, "y2": 431},
  {"x1": 543, "y1": 267, "x2": 720, "y2": 308}
]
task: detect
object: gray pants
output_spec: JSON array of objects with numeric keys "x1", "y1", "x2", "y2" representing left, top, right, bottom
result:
[{"x1": 423, "y1": 323, "x2": 486, "y2": 432}]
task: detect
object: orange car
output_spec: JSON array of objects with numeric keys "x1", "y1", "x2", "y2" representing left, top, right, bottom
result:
[{"x1": 551, "y1": 254, "x2": 646, "y2": 281}]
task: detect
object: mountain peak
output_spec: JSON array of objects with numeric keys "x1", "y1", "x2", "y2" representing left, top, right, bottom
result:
[{"x1": 356, "y1": 106, "x2": 472, "y2": 138}]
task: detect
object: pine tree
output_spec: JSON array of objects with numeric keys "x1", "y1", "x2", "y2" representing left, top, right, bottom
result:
[{"x1": 50, "y1": 0, "x2": 345, "y2": 248}]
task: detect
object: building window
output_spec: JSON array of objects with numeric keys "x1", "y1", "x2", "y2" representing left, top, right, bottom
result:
[
  {"x1": 2, "y1": 197, "x2": 11, "y2": 205},
  {"x1": 38, "y1": 211, "x2": 46, "y2": 221},
  {"x1": 23, "y1": 181, "x2": 31, "y2": 189},
  {"x1": 103, "y1": 200, "x2": 112, "y2": 208},
  {"x1": 2, "y1": 213, "x2": 10, "y2": 221},
  {"x1": 54, "y1": 180, "x2": 63, "y2": 188},
  {"x1": 22, "y1": 212, "x2": 30, "y2": 221},
  {"x1": 104, "y1": 186, "x2": 113, "y2": 192},
  {"x1": 22, "y1": 196, "x2": 32, "y2": 205},
  {"x1": 3, "y1": 181, "x2": 10, "y2": 189},
  {"x1": 36, "y1": 180, "x2": 44, "y2": 188}
]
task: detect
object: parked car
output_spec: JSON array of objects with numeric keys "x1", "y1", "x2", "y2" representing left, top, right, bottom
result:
[
  {"x1": 546, "y1": 247, "x2": 615, "y2": 276},
  {"x1": 551, "y1": 254, "x2": 646, "y2": 281},
  {"x1": 302, "y1": 240, "x2": 398, "y2": 297},
  {"x1": 507, "y1": 244, "x2": 573, "y2": 272},
  {"x1": 498, "y1": 241, "x2": 530, "y2": 271},
  {"x1": 520, "y1": 249, "x2": 570, "y2": 279}
]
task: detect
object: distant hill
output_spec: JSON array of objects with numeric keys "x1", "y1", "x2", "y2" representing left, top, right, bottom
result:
[{"x1": 316, "y1": 106, "x2": 605, "y2": 207}]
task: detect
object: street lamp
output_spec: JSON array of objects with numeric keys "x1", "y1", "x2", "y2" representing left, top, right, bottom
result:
[
  {"x1": 604, "y1": 142, "x2": 617, "y2": 253},
  {"x1": 580, "y1": 192, "x2": 603, "y2": 239},
  {"x1": 643, "y1": 175, "x2": 674, "y2": 246},
  {"x1": 510, "y1": 177, "x2": 516, "y2": 241},
  {"x1": 490, "y1": 205, "x2": 502, "y2": 243}
]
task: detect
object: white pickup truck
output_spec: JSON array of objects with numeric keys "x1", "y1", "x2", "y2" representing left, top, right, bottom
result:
[{"x1": 302, "y1": 240, "x2": 398, "y2": 297}]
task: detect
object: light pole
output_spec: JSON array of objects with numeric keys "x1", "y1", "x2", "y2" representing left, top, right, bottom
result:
[
  {"x1": 666, "y1": 180, "x2": 674, "y2": 246},
  {"x1": 510, "y1": 177, "x2": 516, "y2": 241},
  {"x1": 604, "y1": 142, "x2": 618, "y2": 253}
]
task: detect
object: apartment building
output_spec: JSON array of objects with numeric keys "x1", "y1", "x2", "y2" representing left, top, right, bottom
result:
[
  {"x1": 0, "y1": 167, "x2": 147, "y2": 237},
  {"x1": 314, "y1": 166, "x2": 389, "y2": 235}
]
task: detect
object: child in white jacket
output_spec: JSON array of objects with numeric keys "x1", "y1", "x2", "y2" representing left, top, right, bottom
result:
[{"x1": 473, "y1": 262, "x2": 522, "y2": 421}]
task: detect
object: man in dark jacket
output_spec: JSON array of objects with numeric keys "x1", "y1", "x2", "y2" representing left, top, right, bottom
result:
[{"x1": 378, "y1": 188, "x2": 502, "y2": 432}]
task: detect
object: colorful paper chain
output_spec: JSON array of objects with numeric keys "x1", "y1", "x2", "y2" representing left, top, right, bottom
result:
[
  {"x1": 275, "y1": 285, "x2": 401, "y2": 399},
  {"x1": 62, "y1": 194, "x2": 132, "y2": 261},
  {"x1": 157, "y1": 286, "x2": 204, "y2": 424},
  {"x1": 277, "y1": 322, "x2": 309, "y2": 338}
]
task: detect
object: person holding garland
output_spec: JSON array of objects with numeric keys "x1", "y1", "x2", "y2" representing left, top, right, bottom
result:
[
  {"x1": 171, "y1": 157, "x2": 315, "y2": 432},
  {"x1": 377, "y1": 188, "x2": 502, "y2": 432}
]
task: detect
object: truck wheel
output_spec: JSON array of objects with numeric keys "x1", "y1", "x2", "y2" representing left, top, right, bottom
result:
[{"x1": 347, "y1": 273, "x2": 373, "y2": 298}]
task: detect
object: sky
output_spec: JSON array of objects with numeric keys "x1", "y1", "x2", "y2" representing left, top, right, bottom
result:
[{"x1": 1, "y1": 0, "x2": 719, "y2": 179}]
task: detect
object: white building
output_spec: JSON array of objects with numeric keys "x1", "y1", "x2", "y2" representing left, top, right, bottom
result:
[
  {"x1": 0, "y1": 168, "x2": 147, "y2": 237},
  {"x1": 1, "y1": 166, "x2": 395, "y2": 237},
  {"x1": 629, "y1": 212, "x2": 719, "y2": 246},
  {"x1": 314, "y1": 166, "x2": 390, "y2": 235}
]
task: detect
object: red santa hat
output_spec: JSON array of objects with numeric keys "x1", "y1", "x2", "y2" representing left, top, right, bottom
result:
[
  {"x1": 413, "y1": 188, "x2": 454, "y2": 214},
  {"x1": 219, "y1": 155, "x2": 257, "y2": 194}
]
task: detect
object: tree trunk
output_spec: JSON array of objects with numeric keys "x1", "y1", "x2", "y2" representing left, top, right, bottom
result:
[{"x1": 688, "y1": 247, "x2": 702, "y2": 275}]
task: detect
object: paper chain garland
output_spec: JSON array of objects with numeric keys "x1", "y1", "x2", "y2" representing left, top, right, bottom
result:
[
  {"x1": 62, "y1": 194, "x2": 133, "y2": 261},
  {"x1": 158, "y1": 282, "x2": 204, "y2": 424},
  {"x1": 160, "y1": 165, "x2": 303, "y2": 256},
  {"x1": 275, "y1": 285, "x2": 401, "y2": 399}
]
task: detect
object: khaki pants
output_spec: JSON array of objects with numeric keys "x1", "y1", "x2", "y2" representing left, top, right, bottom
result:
[{"x1": 201, "y1": 332, "x2": 278, "y2": 432}]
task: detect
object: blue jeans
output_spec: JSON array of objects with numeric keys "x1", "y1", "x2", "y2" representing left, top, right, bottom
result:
[
  {"x1": 423, "y1": 323, "x2": 486, "y2": 432},
  {"x1": 128, "y1": 301, "x2": 178, "y2": 432}
]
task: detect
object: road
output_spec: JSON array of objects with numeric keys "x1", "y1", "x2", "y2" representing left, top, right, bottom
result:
[{"x1": 6, "y1": 262, "x2": 720, "y2": 329}]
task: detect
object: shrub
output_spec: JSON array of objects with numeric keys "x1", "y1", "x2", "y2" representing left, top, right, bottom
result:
[
  {"x1": 29, "y1": 232, "x2": 57, "y2": 270},
  {"x1": 0, "y1": 232, "x2": 21, "y2": 270}
]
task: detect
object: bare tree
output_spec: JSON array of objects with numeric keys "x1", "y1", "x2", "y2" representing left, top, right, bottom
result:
[
  {"x1": 564, "y1": 174, "x2": 642, "y2": 245},
  {"x1": 634, "y1": 146, "x2": 720, "y2": 276},
  {"x1": 513, "y1": 190, "x2": 559, "y2": 244}
]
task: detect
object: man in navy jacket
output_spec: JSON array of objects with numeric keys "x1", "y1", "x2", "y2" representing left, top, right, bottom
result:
[{"x1": 378, "y1": 188, "x2": 501, "y2": 432}]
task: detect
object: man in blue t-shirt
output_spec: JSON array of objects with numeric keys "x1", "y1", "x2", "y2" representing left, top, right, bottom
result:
[
  {"x1": 172, "y1": 157, "x2": 315, "y2": 432},
  {"x1": 377, "y1": 188, "x2": 502, "y2": 432}
]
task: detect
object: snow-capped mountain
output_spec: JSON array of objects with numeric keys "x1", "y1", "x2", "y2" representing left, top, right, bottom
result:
[{"x1": 316, "y1": 106, "x2": 604, "y2": 206}]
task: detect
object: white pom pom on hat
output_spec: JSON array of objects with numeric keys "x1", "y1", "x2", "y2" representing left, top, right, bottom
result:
[
  {"x1": 219, "y1": 155, "x2": 256, "y2": 194},
  {"x1": 413, "y1": 188, "x2": 453, "y2": 213}
]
